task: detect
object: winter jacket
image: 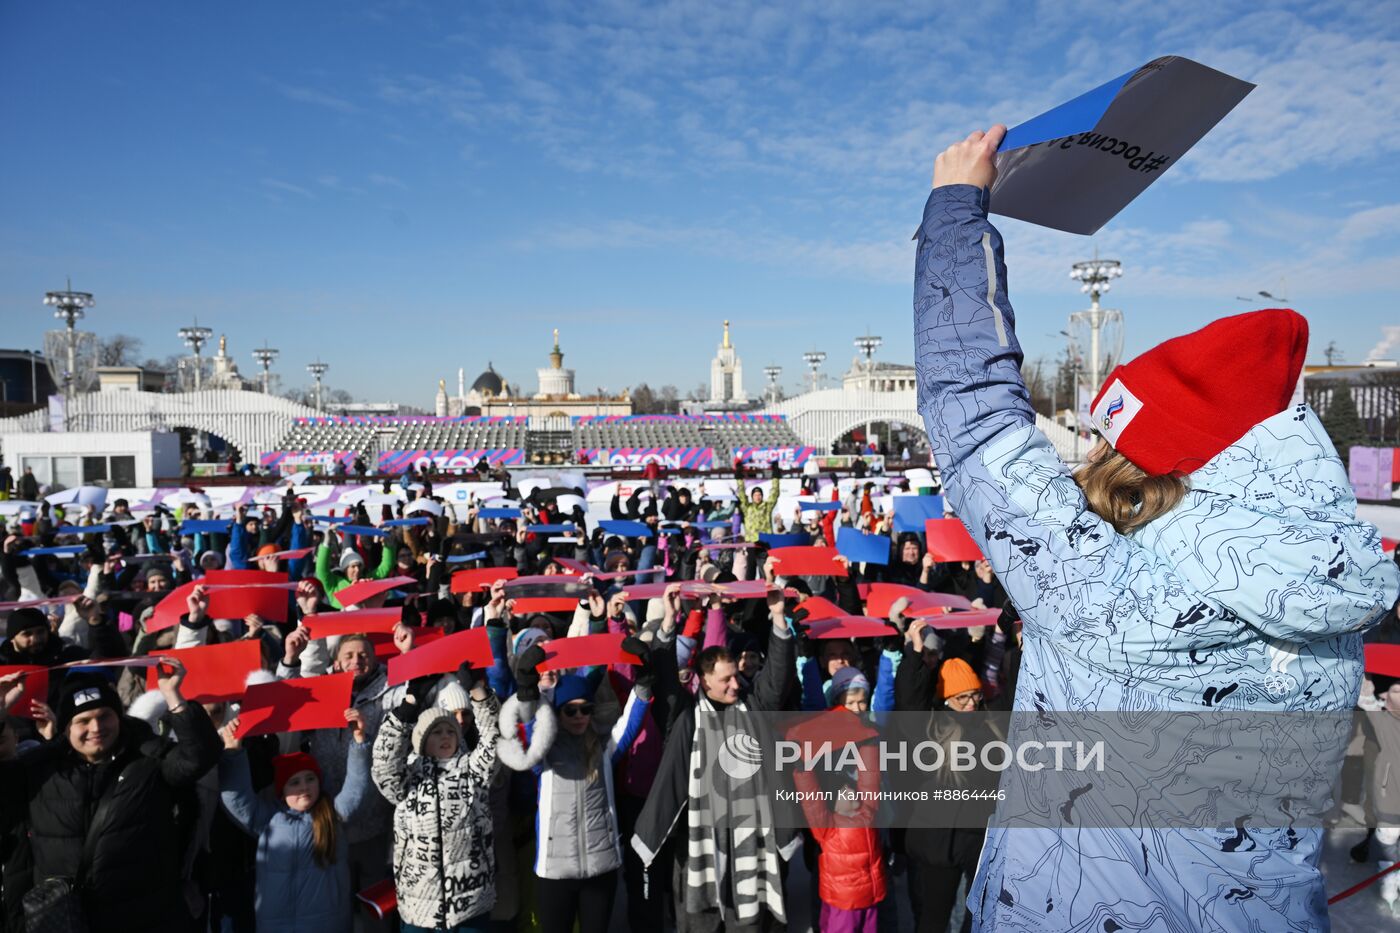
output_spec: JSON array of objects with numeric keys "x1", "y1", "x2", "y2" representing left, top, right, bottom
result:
[
  {"x1": 313, "y1": 540, "x2": 398, "y2": 609},
  {"x1": 914, "y1": 184, "x2": 1400, "y2": 931},
  {"x1": 218, "y1": 738, "x2": 370, "y2": 933},
  {"x1": 0, "y1": 707, "x2": 220, "y2": 933},
  {"x1": 1362, "y1": 709, "x2": 1400, "y2": 824},
  {"x1": 371, "y1": 694, "x2": 501, "y2": 929},
  {"x1": 497, "y1": 685, "x2": 651, "y2": 880},
  {"x1": 791, "y1": 743, "x2": 887, "y2": 911},
  {"x1": 737, "y1": 477, "x2": 780, "y2": 542}
]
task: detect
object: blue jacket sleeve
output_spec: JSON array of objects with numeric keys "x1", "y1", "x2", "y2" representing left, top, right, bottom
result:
[
  {"x1": 872, "y1": 648, "x2": 900, "y2": 713},
  {"x1": 607, "y1": 688, "x2": 652, "y2": 766},
  {"x1": 228, "y1": 523, "x2": 252, "y2": 571},
  {"x1": 333, "y1": 738, "x2": 371, "y2": 822},
  {"x1": 913, "y1": 185, "x2": 1256, "y2": 664},
  {"x1": 218, "y1": 749, "x2": 276, "y2": 837},
  {"x1": 287, "y1": 521, "x2": 311, "y2": 582},
  {"x1": 484, "y1": 621, "x2": 514, "y2": 698}
]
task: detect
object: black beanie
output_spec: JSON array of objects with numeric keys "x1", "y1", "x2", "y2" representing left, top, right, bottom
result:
[
  {"x1": 5, "y1": 607, "x2": 48, "y2": 642},
  {"x1": 56, "y1": 672, "x2": 124, "y2": 733}
]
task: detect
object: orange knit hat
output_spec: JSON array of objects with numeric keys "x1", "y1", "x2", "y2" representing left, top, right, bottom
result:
[{"x1": 936, "y1": 658, "x2": 981, "y2": 700}]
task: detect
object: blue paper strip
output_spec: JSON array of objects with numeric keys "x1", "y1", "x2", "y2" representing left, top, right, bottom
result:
[
  {"x1": 599, "y1": 520, "x2": 654, "y2": 538},
  {"x1": 178, "y1": 520, "x2": 233, "y2": 534},
  {"x1": 526, "y1": 523, "x2": 576, "y2": 534},
  {"x1": 21, "y1": 545, "x2": 87, "y2": 557},
  {"x1": 690, "y1": 520, "x2": 733, "y2": 529},
  {"x1": 54, "y1": 524, "x2": 115, "y2": 536},
  {"x1": 339, "y1": 524, "x2": 390, "y2": 538},
  {"x1": 892, "y1": 495, "x2": 945, "y2": 534},
  {"x1": 382, "y1": 517, "x2": 432, "y2": 527},
  {"x1": 478, "y1": 507, "x2": 522, "y2": 519},
  {"x1": 797, "y1": 501, "x2": 841, "y2": 513},
  {"x1": 759, "y1": 533, "x2": 809, "y2": 548},
  {"x1": 311, "y1": 515, "x2": 352, "y2": 524},
  {"x1": 446, "y1": 551, "x2": 489, "y2": 563},
  {"x1": 999, "y1": 67, "x2": 1136, "y2": 152},
  {"x1": 836, "y1": 528, "x2": 891, "y2": 566}
]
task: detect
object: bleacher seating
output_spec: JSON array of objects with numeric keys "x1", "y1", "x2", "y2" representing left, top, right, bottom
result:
[
  {"x1": 270, "y1": 417, "x2": 527, "y2": 462},
  {"x1": 572, "y1": 415, "x2": 802, "y2": 454}
]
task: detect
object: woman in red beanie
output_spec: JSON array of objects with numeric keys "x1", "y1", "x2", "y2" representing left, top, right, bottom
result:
[
  {"x1": 217, "y1": 708, "x2": 371, "y2": 933},
  {"x1": 914, "y1": 125, "x2": 1400, "y2": 931}
]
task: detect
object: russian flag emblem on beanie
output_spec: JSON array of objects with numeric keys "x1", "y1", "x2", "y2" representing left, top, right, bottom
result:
[{"x1": 1088, "y1": 309, "x2": 1308, "y2": 476}]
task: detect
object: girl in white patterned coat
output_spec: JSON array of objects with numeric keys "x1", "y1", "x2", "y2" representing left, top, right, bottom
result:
[{"x1": 371, "y1": 675, "x2": 500, "y2": 933}]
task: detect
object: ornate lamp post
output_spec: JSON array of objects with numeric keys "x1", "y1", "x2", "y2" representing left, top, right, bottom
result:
[
  {"x1": 306, "y1": 360, "x2": 329, "y2": 412},
  {"x1": 44, "y1": 284, "x2": 94, "y2": 427},
  {"x1": 178, "y1": 321, "x2": 214, "y2": 391},
  {"x1": 252, "y1": 344, "x2": 280, "y2": 394}
]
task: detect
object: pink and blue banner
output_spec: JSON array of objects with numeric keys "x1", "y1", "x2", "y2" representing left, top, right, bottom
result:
[
  {"x1": 377, "y1": 449, "x2": 524, "y2": 474},
  {"x1": 259, "y1": 450, "x2": 357, "y2": 473},
  {"x1": 293, "y1": 415, "x2": 527, "y2": 426},
  {"x1": 573, "y1": 414, "x2": 787, "y2": 424},
  {"x1": 731, "y1": 446, "x2": 815, "y2": 468},
  {"x1": 577, "y1": 448, "x2": 715, "y2": 469}
]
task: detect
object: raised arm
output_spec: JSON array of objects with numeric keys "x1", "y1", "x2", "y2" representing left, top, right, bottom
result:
[{"x1": 371, "y1": 705, "x2": 415, "y2": 804}]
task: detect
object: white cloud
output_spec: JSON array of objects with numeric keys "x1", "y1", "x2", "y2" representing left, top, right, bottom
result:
[
  {"x1": 261, "y1": 178, "x2": 314, "y2": 198},
  {"x1": 276, "y1": 83, "x2": 359, "y2": 114}
]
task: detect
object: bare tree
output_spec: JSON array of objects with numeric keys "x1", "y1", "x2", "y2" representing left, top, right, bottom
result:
[{"x1": 97, "y1": 334, "x2": 145, "y2": 367}]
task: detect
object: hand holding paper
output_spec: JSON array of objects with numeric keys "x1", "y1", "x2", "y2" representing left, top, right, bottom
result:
[{"x1": 933, "y1": 125, "x2": 1006, "y2": 189}]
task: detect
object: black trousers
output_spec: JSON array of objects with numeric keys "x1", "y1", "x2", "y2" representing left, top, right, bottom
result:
[
  {"x1": 911, "y1": 858, "x2": 974, "y2": 933},
  {"x1": 534, "y1": 870, "x2": 618, "y2": 933}
]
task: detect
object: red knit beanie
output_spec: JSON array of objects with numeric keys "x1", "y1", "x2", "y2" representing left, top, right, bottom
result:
[
  {"x1": 272, "y1": 751, "x2": 322, "y2": 794},
  {"x1": 1088, "y1": 309, "x2": 1308, "y2": 476}
]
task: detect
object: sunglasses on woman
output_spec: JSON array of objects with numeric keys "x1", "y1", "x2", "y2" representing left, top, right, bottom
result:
[{"x1": 560, "y1": 703, "x2": 594, "y2": 718}]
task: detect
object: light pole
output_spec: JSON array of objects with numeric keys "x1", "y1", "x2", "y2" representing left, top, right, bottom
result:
[
  {"x1": 307, "y1": 360, "x2": 329, "y2": 412},
  {"x1": 178, "y1": 320, "x2": 214, "y2": 391},
  {"x1": 252, "y1": 344, "x2": 279, "y2": 394},
  {"x1": 853, "y1": 332, "x2": 883, "y2": 451},
  {"x1": 762, "y1": 365, "x2": 783, "y2": 406},
  {"x1": 1068, "y1": 259, "x2": 1122, "y2": 395},
  {"x1": 801, "y1": 350, "x2": 827, "y2": 394},
  {"x1": 44, "y1": 284, "x2": 94, "y2": 428}
]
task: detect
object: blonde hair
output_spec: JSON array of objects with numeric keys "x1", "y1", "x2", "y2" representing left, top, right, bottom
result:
[{"x1": 1074, "y1": 444, "x2": 1188, "y2": 535}]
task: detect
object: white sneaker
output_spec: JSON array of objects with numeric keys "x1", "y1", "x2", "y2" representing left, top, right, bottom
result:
[{"x1": 1379, "y1": 862, "x2": 1400, "y2": 914}]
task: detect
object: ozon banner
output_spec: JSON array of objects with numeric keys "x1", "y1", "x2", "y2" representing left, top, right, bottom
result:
[
  {"x1": 578, "y1": 448, "x2": 715, "y2": 470},
  {"x1": 377, "y1": 449, "x2": 525, "y2": 474}
]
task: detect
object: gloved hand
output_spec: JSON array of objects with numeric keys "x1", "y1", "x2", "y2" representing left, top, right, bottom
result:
[
  {"x1": 621, "y1": 636, "x2": 653, "y2": 688},
  {"x1": 514, "y1": 644, "x2": 546, "y2": 702},
  {"x1": 407, "y1": 674, "x2": 437, "y2": 707}
]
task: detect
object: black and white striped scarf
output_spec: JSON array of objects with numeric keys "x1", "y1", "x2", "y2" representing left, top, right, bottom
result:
[{"x1": 684, "y1": 694, "x2": 785, "y2": 924}]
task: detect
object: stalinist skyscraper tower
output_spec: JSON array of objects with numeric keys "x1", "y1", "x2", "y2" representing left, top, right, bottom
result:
[{"x1": 708, "y1": 320, "x2": 747, "y2": 406}]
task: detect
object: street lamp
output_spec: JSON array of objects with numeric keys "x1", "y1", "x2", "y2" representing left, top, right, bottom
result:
[
  {"x1": 853, "y1": 332, "x2": 883, "y2": 451},
  {"x1": 801, "y1": 350, "x2": 827, "y2": 394},
  {"x1": 762, "y1": 365, "x2": 783, "y2": 405},
  {"x1": 1068, "y1": 258, "x2": 1123, "y2": 398},
  {"x1": 44, "y1": 283, "x2": 95, "y2": 424},
  {"x1": 178, "y1": 320, "x2": 214, "y2": 391},
  {"x1": 252, "y1": 343, "x2": 280, "y2": 394},
  {"x1": 306, "y1": 360, "x2": 329, "y2": 412}
]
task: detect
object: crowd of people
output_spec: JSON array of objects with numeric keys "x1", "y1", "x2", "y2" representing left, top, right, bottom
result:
[{"x1": 0, "y1": 464, "x2": 1038, "y2": 933}]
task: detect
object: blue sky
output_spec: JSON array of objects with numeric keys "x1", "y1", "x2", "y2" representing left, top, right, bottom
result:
[{"x1": 3, "y1": 0, "x2": 1398, "y2": 407}]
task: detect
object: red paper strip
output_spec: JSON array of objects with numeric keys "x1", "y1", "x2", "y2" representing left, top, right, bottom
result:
[
  {"x1": 863, "y1": 583, "x2": 929, "y2": 618},
  {"x1": 263, "y1": 546, "x2": 314, "y2": 561},
  {"x1": 537, "y1": 633, "x2": 641, "y2": 672},
  {"x1": 147, "y1": 640, "x2": 264, "y2": 704},
  {"x1": 905, "y1": 594, "x2": 976, "y2": 615},
  {"x1": 50, "y1": 656, "x2": 164, "y2": 671},
  {"x1": 924, "y1": 518, "x2": 985, "y2": 563},
  {"x1": 235, "y1": 672, "x2": 354, "y2": 738},
  {"x1": 921, "y1": 608, "x2": 1003, "y2": 630},
  {"x1": 617, "y1": 582, "x2": 671, "y2": 601},
  {"x1": 335, "y1": 575, "x2": 418, "y2": 608},
  {"x1": 807, "y1": 616, "x2": 898, "y2": 639},
  {"x1": 793, "y1": 596, "x2": 848, "y2": 622},
  {"x1": 368, "y1": 626, "x2": 444, "y2": 661},
  {"x1": 0, "y1": 665, "x2": 48, "y2": 719},
  {"x1": 552, "y1": 558, "x2": 592, "y2": 575},
  {"x1": 386, "y1": 627, "x2": 494, "y2": 686},
  {"x1": 510, "y1": 597, "x2": 582, "y2": 613},
  {"x1": 449, "y1": 566, "x2": 519, "y2": 594},
  {"x1": 149, "y1": 582, "x2": 290, "y2": 633},
  {"x1": 712, "y1": 580, "x2": 773, "y2": 599},
  {"x1": 1365, "y1": 643, "x2": 1400, "y2": 678},
  {"x1": 202, "y1": 569, "x2": 287, "y2": 586},
  {"x1": 303, "y1": 608, "x2": 404, "y2": 639},
  {"x1": 0, "y1": 594, "x2": 80, "y2": 611},
  {"x1": 356, "y1": 879, "x2": 398, "y2": 921},
  {"x1": 768, "y1": 546, "x2": 848, "y2": 577}
]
